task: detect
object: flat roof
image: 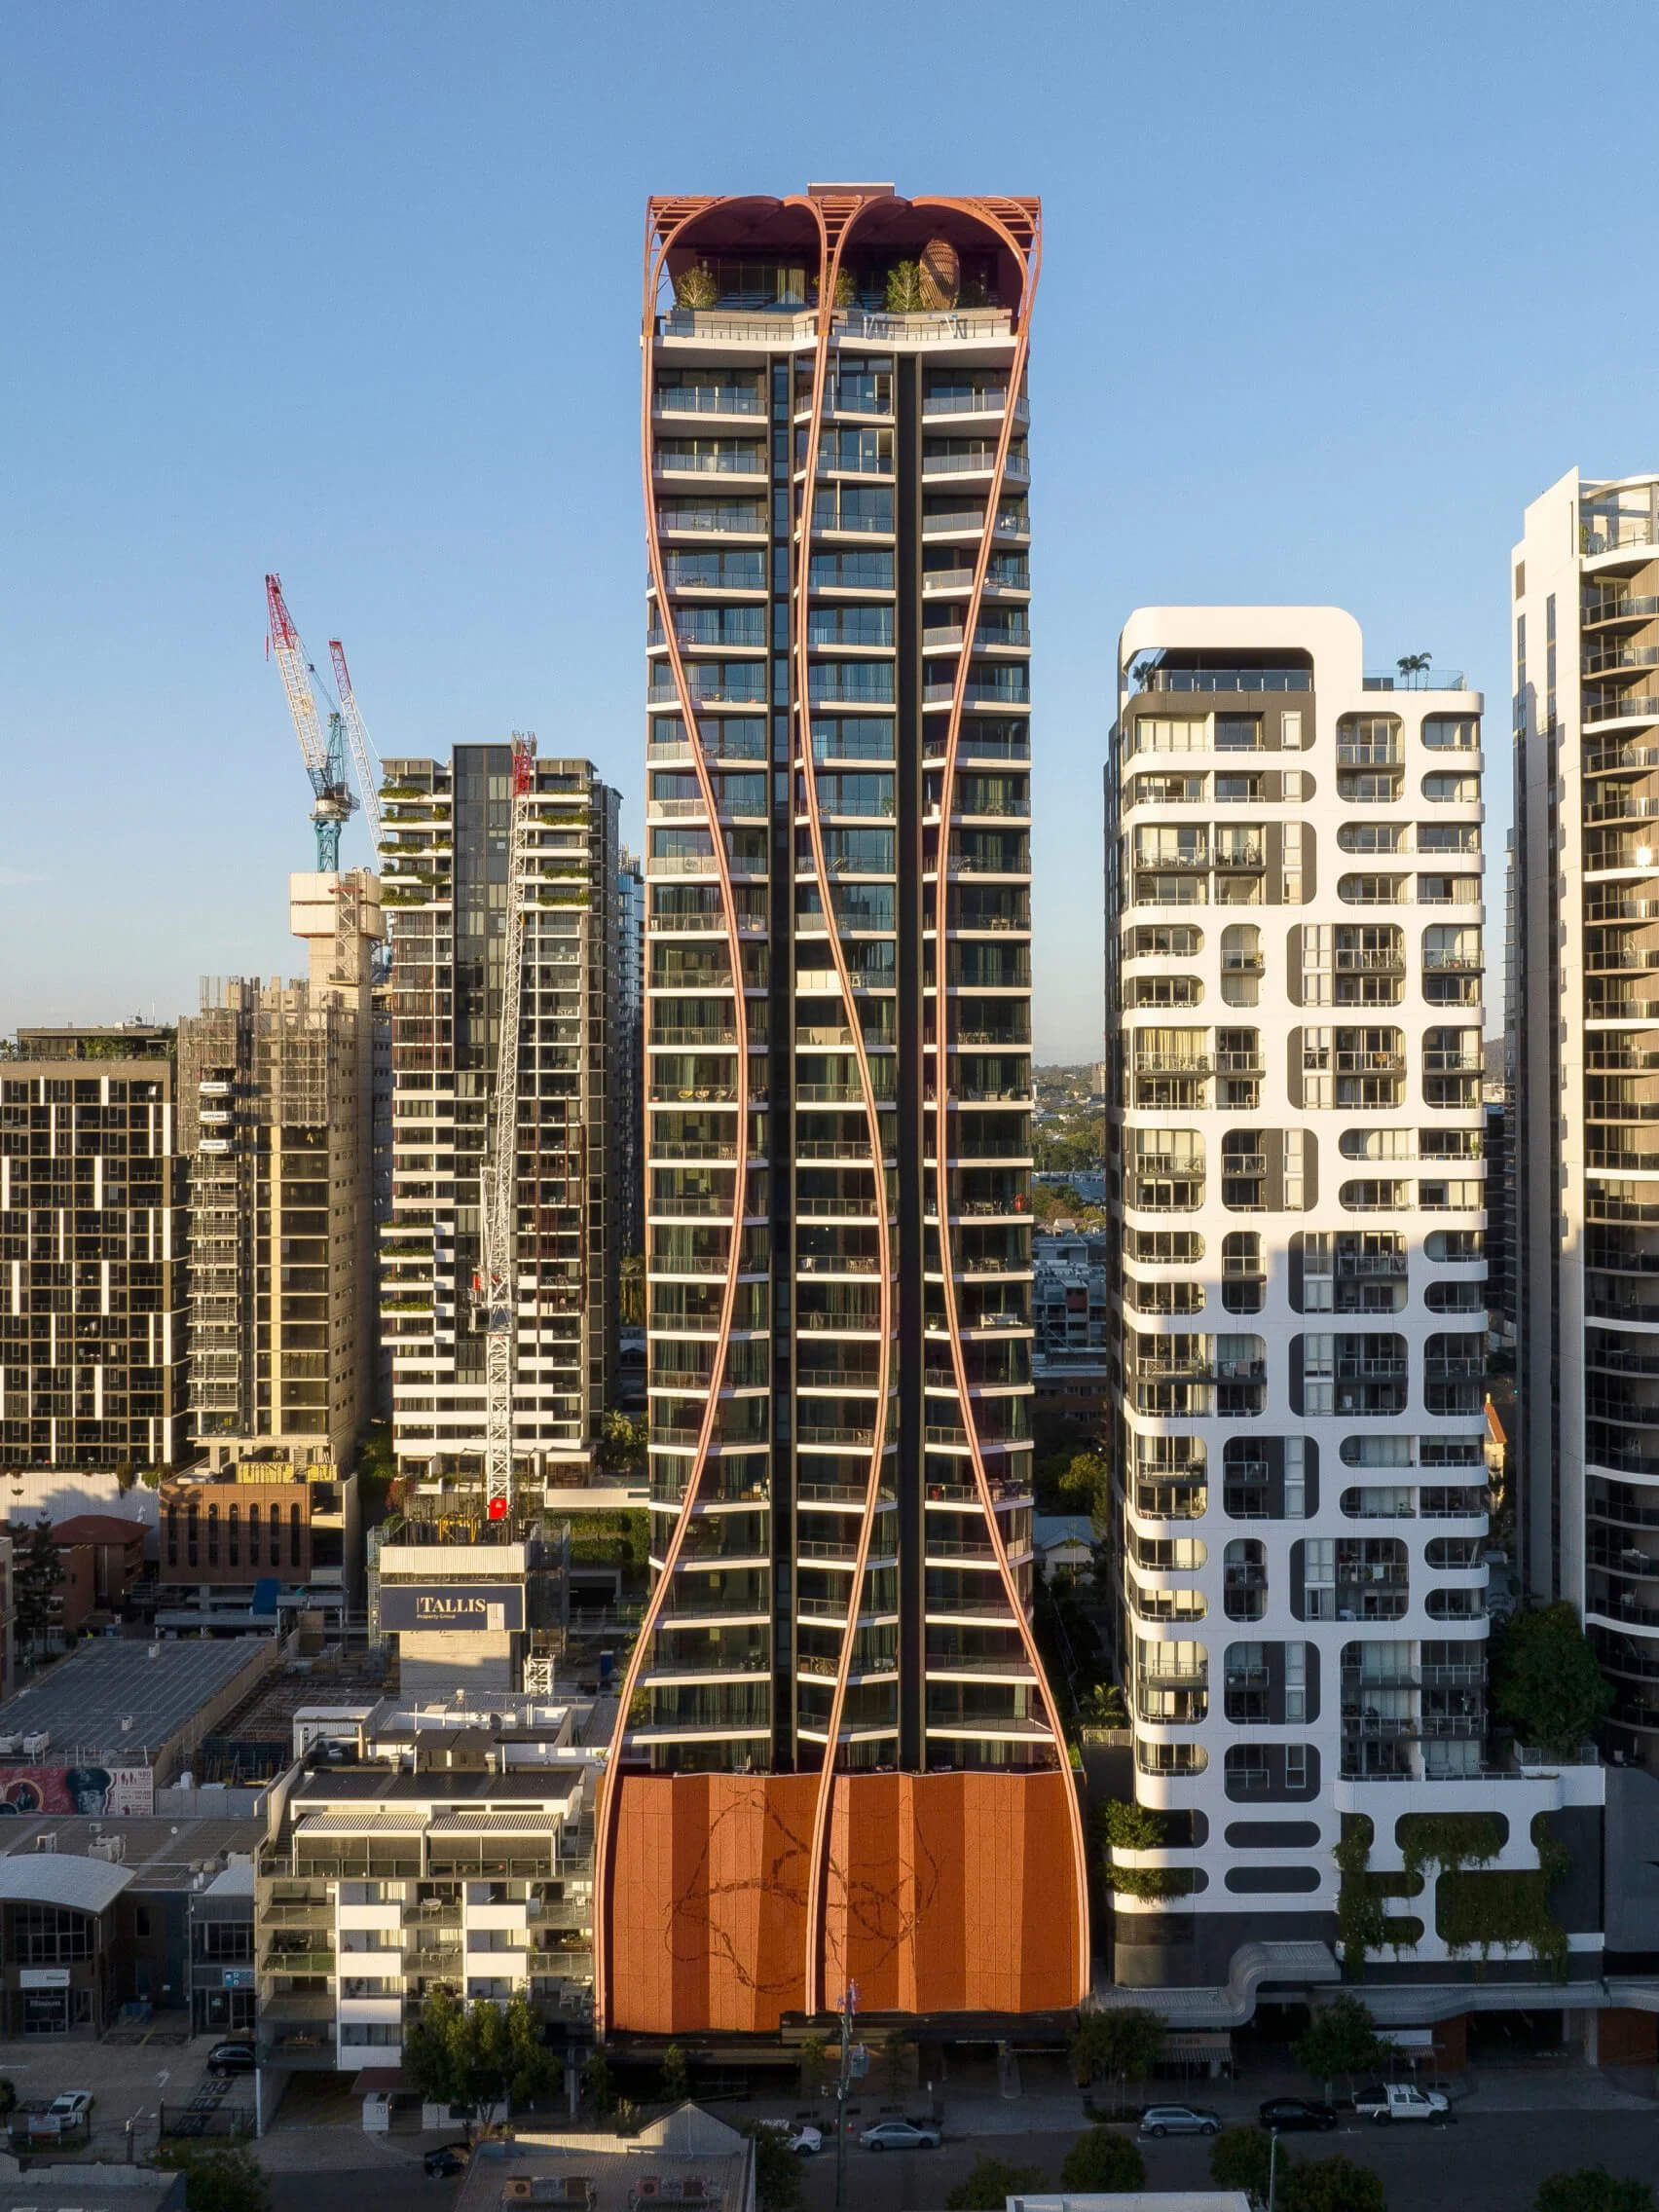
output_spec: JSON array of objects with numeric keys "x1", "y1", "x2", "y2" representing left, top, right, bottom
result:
[
  {"x1": 0, "y1": 1637, "x2": 277, "y2": 1761},
  {"x1": 455, "y1": 2115, "x2": 750, "y2": 2212},
  {"x1": 0, "y1": 1815, "x2": 264, "y2": 1892},
  {"x1": 0, "y1": 2168, "x2": 184, "y2": 2212},
  {"x1": 289, "y1": 1767, "x2": 587, "y2": 1808}
]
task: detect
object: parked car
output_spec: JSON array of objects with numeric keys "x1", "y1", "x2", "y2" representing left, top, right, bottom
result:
[
  {"x1": 205, "y1": 2043, "x2": 257, "y2": 2077},
  {"x1": 424, "y1": 2145, "x2": 471, "y2": 2179},
  {"x1": 1138, "y1": 2103, "x2": 1220, "y2": 2138},
  {"x1": 859, "y1": 2120, "x2": 941, "y2": 2151},
  {"x1": 759, "y1": 2120, "x2": 823, "y2": 2156},
  {"x1": 1352, "y1": 2082, "x2": 1451, "y2": 2124},
  {"x1": 1258, "y1": 2097, "x2": 1339, "y2": 2133},
  {"x1": 41, "y1": 2092, "x2": 93, "y2": 2134}
]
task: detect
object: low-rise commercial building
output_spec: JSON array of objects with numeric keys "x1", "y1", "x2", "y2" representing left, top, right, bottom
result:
[
  {"x1": 453, "y1": 2107, "x2": 756, "y2": 2212},
  {"x1": 189, "y1": 1860, "x2": 256, "y2": 2035},
  {"x1": 0, "y1": 1851, "x2": 133, "y2": 2035},
  {"x1": 0, "y1": 1815, "x2": 261, "y2": 2034},
  {"x1": 158, "y1": 1455, "x2": 358, "y2": 1613},
  {"x1": 0, "y1": 1634, "x2": 279, "y2": 1813}
]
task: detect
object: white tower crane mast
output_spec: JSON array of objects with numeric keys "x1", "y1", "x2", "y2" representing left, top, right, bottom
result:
[
  {"x1": 327, "y1": 639, "x2": 384, "y2": 850},
  {"x1": 478, "y1": 733, "x2": 536, "y2": 1523}
]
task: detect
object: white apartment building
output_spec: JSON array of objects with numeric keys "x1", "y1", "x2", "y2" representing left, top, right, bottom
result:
[
  {"x1": 377, "y1": 747, "x2": 624, "y2": 1502},
  {"x1": 1515, "y1": 471, "x2": 1659, "y2": 1765},
  {"x1": 1105, "y1": 607, "x2": 1520, "y2": 1999},
  {"x1": 256, "y1": 1693, "x2": 599, "y2": 2074}
]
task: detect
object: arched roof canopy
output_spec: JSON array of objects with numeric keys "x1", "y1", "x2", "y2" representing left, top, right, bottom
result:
[{"x1": 652, "y1": 193, "x2": 1033, "y2": 318}]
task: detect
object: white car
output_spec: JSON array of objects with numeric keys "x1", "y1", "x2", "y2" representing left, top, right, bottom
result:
[
  {"x1": 1352, "y1": 2082, "x2": 1451, "y2": 2124},
  {"x1": 42, "y1": 2092, "x2": 93, "y2": 2133},
  {"x1": 759, "y1": 2120, "x2": 823, "y2": 2157}
]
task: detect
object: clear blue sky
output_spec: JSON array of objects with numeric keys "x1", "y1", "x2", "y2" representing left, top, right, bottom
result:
[{"x1": 4, "y1": 2, "x2": 1654, "y2": 1059}]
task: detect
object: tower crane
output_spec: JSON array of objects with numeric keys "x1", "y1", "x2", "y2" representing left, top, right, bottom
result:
[
  {"x1": 327, "y1": 639, "x2": 384, "y2": 851},
  {"x1": 265, "y1": 573, "x2": 356, "y2": 869},
  {"x1": 477, "y1": 733, "x2": 536, "y2": 1523}
]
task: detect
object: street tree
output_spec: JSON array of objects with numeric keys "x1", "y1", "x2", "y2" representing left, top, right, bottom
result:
[
  {"x1": 1060, "y1": 2128, "x2": 1144, "y2": 2192},
  {"x1": 13, "y1": 1516, "x2": 63, "y2": 1656},
  {"x1": 1284, "y1": 2154, "x2": 1388, "y2": 2212},
  {"x1": 877, "y1": 2029, "x2": 912, "y2": 2094},
  {"x1": 946, "y1": 2158, "x2": 1045, "y2": 2211},
  {"x1": 156, "y1": 2146, "x2": 272, "y2": 2212},
  {"x1": 402, "y1": 1990, "x2": 561, "y2": 2130},
  {"x1": 1069, "y1": 2006, "x2": 1165, "y2": 2092},
  {"x1": 1536, "y1": 2175, "x2": 1655, "y2": 2212},
  {"x1": 1294, "y1": 1995, "x2": 1385, "y2": 2100},
  {"x1": 742, "y1": 2122, "x2": 806, "y2": 2212},
  {"x1": 1209, "y1": 2125, "x2": 1278, "y2": 2200}
]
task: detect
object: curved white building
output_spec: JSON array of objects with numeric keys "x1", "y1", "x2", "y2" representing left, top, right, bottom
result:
[{"x1": 1106, "y1": 608, "x2": 1505, "y2": 1993}]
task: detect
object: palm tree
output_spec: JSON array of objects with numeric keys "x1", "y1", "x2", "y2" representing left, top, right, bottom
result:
[{"x1": 1396, "y1": 651, "x2": 1433, "y2": 688}]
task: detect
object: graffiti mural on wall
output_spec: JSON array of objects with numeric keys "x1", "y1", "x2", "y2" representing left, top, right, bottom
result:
[{"x1": 0, "y1": 1765, "x2": 153, "y2": 1816}]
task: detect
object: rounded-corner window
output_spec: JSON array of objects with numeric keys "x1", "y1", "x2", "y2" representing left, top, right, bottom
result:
[
  {"x1": 1339, "y1": 872, "x2": 1406, "y2": 905},
  {"x1": 1224, "y1": 1864, "x2": 1321, "y2": 1894},
  {"x1": 1225, "y1": 1819, "x2": 1320, "y2": 1850},
  {"x1": 1339, "y1": 821, "x2": 1407, "y2": 855}
]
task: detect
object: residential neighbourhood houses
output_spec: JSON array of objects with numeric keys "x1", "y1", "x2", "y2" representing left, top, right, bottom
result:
[{"x1": 5, "y1": 184, "x2": 1659, "y2": 2152}]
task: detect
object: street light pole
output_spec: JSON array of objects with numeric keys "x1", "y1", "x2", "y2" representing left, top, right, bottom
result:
[
  {"x1": 1267, "y1": 2127, "x2": 1280, "y2": 2212},
  {"x1": 834, "y1": 1981, "x2": 858, "y2": 2212}
]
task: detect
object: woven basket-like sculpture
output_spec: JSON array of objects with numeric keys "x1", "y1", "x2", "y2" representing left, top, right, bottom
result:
[{"x1": 917, "y1": 236, "x2": 960, "y2": 310}]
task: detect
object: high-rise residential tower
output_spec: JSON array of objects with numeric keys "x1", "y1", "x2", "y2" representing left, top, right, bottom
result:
[
  {"x1": 377, "y1": 746, "x2": 623, "y2": 1501},
  {"x1": 0, "y1": 1027, "x2": 187, "y2": 1472},
  {"x1": 1515, "y1": 471, "x2": 1659, "y2": 1765},
  {"x1": 596, "y1": 186, "x2": 1087, "y2": 2037},
  {"x1": 1103, "y1": 608, "x2": 1552, "y2": 1998}
]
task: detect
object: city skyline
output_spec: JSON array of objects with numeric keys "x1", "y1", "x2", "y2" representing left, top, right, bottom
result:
[
  {"x1": 10, "y1": 5, "x2": 1659, "y2": 1058},
  {"x1": 9, "y1": 8, "x2": 1659, "y2": 2151}
]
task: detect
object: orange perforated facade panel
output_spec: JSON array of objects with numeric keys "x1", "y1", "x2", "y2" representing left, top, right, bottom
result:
[{"x1": 607, "y1": 1769, "x2": 1082, "y2": 2033}]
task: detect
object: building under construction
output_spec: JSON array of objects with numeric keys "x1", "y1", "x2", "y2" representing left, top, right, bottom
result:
[
  {"x1": 378, "y1": 747, "x2": 624, "y2": 1517},
  {"x1": 177, "y1": 870, "x2": 382, "y2": 1469}
]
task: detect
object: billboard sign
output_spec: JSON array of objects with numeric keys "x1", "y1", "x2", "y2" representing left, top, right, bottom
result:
[
  {"x1": 378, "y1": 1584, "x2": 524, "y2": 1634},
  {"x1": 0, "y1": 1763, "x2": 154, "y2": 1817}
]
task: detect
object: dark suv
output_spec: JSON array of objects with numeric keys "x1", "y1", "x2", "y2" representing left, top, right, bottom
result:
[{"x1": 206, "y1": 2043, "x2": 256, "y2": 2076}]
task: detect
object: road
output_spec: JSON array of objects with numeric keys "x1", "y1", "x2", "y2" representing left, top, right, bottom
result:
[{"x1": 787, "y1": 2116, "x2": 1659, "y2": 2212}]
